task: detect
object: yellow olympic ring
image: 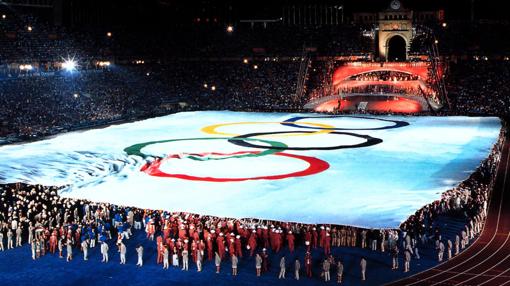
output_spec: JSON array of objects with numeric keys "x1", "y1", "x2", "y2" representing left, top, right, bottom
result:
[{"x1": 201, "y1": 122, "x2": 335, "y2": 137}]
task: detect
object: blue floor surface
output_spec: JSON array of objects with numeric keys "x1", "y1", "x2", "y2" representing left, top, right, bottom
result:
[{"x1": 0, "y1": 214, "x2": 473, "y2": 286}]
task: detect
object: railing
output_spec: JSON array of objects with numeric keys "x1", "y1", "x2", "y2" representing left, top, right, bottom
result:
[
  {"x1": 294, "y1": 45, "x2": 311, "y2": 101},
  {"x1": 415, "y1": 24, "x2": 450, "y2": 109},
  {"x1": 431, "y1": 41, "x2": 450, "y2": 108}
]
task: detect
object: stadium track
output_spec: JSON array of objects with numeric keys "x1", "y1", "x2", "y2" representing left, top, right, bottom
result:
[{"x1": 387, "y1": 132, "x2": 510, "y2": 286}]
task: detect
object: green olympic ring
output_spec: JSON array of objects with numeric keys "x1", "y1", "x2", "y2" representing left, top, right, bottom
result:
[{"x1": 123, "y1": 137, "x2": 288, "y2": 161}]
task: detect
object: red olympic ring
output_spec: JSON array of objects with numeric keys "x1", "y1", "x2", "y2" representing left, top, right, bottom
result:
[{"x1": 142, "y1": 151, "x2": 329, "y2": 182}]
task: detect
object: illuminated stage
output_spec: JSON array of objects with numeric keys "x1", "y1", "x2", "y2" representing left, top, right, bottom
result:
[
  {"x1": 332, "y1": 62, "x2": 437, "y2": 84},
  {"x1": 0, "y1": 111, "x2": 501, "y2": 228},
  {"x1": 309, "y1": 94, "x2": 425, "y2": 113},
  {"x1": 307, "y1": 61, "x2": 444, "y2": 113}
]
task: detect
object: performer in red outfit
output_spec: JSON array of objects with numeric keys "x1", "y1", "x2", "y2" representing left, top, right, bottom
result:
[
  {"x1": 49, "y1": 230, "x2": 58, "y2": 254},
  {"x1": 157, "y1": 237, "x2": 164, "y2": 264},
  {"x1": 305, "y1": 230, "x2": 312, "y2": 252},
  {"x1": 248, "y1": 231, "x2": 257, "y2": 257},
  {"x1": 234, "y1": 235, "x2": 243, "y2": 258},
  {"x1": 287, "y1": 231, "x2": 295, "y2": 253},
  {"x1": 191, "y1": 240, "x2": 198, "y2": 262},
  {"x1": 319, "y1": 226, "x2": 326, "y2": 248},
  {"x1": 324, "y1": 232, "x2": 332, "y2": 256},
  {"x1": 312, "y1": 228, "x2": 318, "y2": 249},
  {"x1": 206, "y1": 231, "x2": 214, "y2": 261},
  {"x1": 216, "y1": 233, "x2": 225, "y2": 260},
  {"x1": 305, "y1": 251, "x2": 313, "y2": 278}
]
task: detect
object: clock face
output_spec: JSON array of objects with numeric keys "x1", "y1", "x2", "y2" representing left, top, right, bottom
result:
[{"x1": 390, "y1": 0, "x2": 401, "y2": 10}]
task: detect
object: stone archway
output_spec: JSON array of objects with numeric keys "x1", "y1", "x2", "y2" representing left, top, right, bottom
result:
[{"x1": 387, "y1": 35, "x2": 406, "y2": 61}]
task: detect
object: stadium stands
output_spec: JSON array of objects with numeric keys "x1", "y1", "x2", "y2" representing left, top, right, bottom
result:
[{"x1": 1, "y1": 2, "x2": 510, "y2": 285}]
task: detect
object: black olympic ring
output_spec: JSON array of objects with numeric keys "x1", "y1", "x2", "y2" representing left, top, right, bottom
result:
[
  {"x1": 281, "y1": 115, "x2": 410, "y2": 131},
  {"x1": 229, "y1": 131, "x2": 383, "y2": 151}
]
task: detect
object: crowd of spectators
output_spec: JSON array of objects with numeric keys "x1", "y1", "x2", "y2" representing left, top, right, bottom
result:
[
  {"x1": 333, "y1": 71, "x2": 423, "y2": 97},
  {"x1": 1, "y1": 7, "x2": 510, "y2": 283},
  {"x1": 1, "y1": 10, "x2": 372, "y2": 71},
  {"x1": 448, "y1": 60, "x2": 510, "y2": 116},
  {"x1": 0, "y1": 68, "x2": 169, "y2": 138},
  {"x1": 400, "y1": 127, "x2": 505, "y2": 260},
  {"x1": 0, "y1": 124, "x2": 505, "y2": 280},
  {"x1": 104, "y1": 24, "x2": 373, "y2": 60},
  {"x1": 149, "y1": 60, "x2": 302, "y2": 111},
  {"x1": 349, "y1": 71, "x2": 420, "y2": 82},
  {"x1": 0, "y1": 182, "x2": 393, "y2": 281},
  {"x1": 0, "y1": 60, "x2": 301, "y2": 139},
  {"x1": 306, "y1": 59, "x2": 510, "y2": 117},
  {"x1": 431, "y1": 22, "x2": 510, "y2": 57},
  {"x1": 0, "y1": 13, "x2": 111, "y2": 66},
  {"x1": 336, "y1": 85, "x2": 421, "y2": 97}
]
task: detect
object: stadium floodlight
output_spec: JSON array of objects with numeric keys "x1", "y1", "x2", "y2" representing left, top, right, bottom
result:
[
  {"x1": 19, "y1": 64, "x2": 33, "y2": 71},
  {"x1": 62, "y1": 58, "x2": 77, "y2": 72},
  {"x1": 98, "y1": 61, "x2": 111, "y2": 67}
]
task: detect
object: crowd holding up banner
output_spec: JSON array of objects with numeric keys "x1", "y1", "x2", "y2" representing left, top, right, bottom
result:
[{"x1": 0, "y1": 126, "x2": 504, "y2": 281}]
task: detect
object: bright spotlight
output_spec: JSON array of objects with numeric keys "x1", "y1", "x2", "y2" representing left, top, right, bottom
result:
[
  {"x1": 73, "y1": 93, "x2": 79, "y2": 98},
  {"x1": 19, "y1": 64, "x2": 33, "y2": 71},
  {"x1": 62, "y1": 59, "x2": 77, "y2": 72},
  {"x1": 27, "y1": 26, "x2": 33, "y2": 32},
  {"x1": 211, "y1": 85, "x2": 216, "y2": 91},
  {"x1": 107, "y1": 32, "x2": 112, "y2": 37},
  {"x1": 226, "y1": 25, "x2": 234, "y2": 33},
  {"x1": 2, "y1": 15, "x2": 6, "y2": 19},
  {"x1": 98, "y1": 61, "x2": 111, "y2": 67}
]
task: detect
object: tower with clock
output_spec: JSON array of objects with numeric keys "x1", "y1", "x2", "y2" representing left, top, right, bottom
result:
[
  {"x1": 377, "y1": 0, "x2": 414, "y2": 61},
  {"x1": 390, "y1": 0, "x2": 401, "y2": 10}
]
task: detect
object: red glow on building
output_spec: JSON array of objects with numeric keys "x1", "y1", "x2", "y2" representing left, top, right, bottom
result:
[
  {"x1": 332, "y1": 62, "x2": 436, "y2": 86},
  {"x1": 315, "y1": 96, "x2": 423, "y2": 114}
]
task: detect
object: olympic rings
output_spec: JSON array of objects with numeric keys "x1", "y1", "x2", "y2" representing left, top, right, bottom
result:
[
  {"x1": 123, "y1": 137, "x2": 287, "y2": 160},
  {"x1": 201, "y1": 121, "x2": 336, "y2": 137},
  {"x1": 144, "y1": 151, "x2": 330, "y2": 182},
  {"x1": 124, "y1": 115, "x2": 411, "y2": 182},
  {"x1": 229, "y1": 131, "x2": 382, "y2": 151},
  {"x1": 281, "y1": 115, "x2": 409, "y2": 131}
]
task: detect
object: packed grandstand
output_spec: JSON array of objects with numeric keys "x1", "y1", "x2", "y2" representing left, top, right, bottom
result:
[{"x1": 1, "y1": 0, "x2": 509, "y2": 285}]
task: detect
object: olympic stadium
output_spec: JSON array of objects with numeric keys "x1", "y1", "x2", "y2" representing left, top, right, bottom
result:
[{"x1": 1, "y1": 0, "x2": 510, "y2": 286}]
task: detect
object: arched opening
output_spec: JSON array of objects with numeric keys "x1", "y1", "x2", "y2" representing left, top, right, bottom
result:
[{"x1": 387, "y1": 35, "x2": 406, "y2": 61}]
